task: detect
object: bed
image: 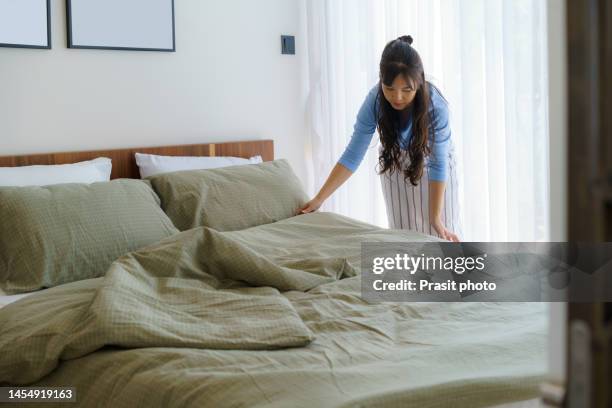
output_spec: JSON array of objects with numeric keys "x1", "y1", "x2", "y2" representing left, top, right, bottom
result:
[{"x1": 0, "y1": 140, "x2": 546, "y2": 408}]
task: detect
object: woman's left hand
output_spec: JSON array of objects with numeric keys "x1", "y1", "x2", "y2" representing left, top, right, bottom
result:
[{"x1": 430, "y1": 218, "x2": 460, "y2": 242}]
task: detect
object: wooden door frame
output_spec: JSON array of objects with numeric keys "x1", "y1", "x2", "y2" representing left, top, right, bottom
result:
[{"x1": 566, "y1": 0, "x2": 611, "y2": 406}]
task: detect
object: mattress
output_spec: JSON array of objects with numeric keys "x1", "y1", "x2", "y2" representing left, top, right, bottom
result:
[
  {"x1": 0, "y1": 212, "x2": 548, "y2": 407},
  {"x1": 0, "y1": 289, "x2": 42, "y2": 309}
]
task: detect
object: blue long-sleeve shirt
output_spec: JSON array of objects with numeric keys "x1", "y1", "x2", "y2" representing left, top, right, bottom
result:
[{"x1": 338, "y1": 82, "x2": 452, "y2": 181}]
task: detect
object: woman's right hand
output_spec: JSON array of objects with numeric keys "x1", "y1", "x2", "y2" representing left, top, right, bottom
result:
[
  {"x1": 296, "y1": 197, "x2": 324, "y2": 215},
  {"x1": 296, "y1": 163, "x2": 353, "y2": 216}
]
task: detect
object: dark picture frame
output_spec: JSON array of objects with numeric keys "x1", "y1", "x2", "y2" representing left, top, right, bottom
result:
[
  {"x1": 0, "y1": 0, "x2": 51, "y2": 49},
  {"x1": 66, "y1": 0, "x2": 175, "y2": 52}
]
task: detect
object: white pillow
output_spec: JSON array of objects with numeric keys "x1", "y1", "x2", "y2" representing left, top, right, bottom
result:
[
  {"x1": 0, "y1": 157, "x2": 112, "y2": 187},
  {"x1": 135, "y1": 153, "x2": 264, "y2": 178}
]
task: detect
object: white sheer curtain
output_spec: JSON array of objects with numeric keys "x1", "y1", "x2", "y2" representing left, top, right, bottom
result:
[{"x1": 301, "y1": 0, "x2": 550, "y2": 242}]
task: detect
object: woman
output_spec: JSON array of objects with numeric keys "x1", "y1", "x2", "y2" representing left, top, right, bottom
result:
[{"x1": 298, "y1": 35, "x2": 462, "y2": 241}]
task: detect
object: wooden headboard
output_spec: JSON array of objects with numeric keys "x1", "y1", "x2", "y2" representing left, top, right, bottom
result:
[{"x1": 0, "y1": 140, "x2": 274, "y2": 179}]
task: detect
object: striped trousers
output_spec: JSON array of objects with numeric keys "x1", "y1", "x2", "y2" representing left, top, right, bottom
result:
[{"x1": 380, "y1": 146, "x2": 463, "y2": 240}]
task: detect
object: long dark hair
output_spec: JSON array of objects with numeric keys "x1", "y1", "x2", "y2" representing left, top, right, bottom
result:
[{"x1": 377, "y1": 35, "x2": 434, "y2": 186}]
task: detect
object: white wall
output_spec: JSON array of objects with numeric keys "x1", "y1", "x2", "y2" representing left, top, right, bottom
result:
[
  {"x1": 0, "y1": 0, "x2": 308, "y2": 183},
  {"x1": 547, "y1": 0, "x2": 567, "y2": 384}
]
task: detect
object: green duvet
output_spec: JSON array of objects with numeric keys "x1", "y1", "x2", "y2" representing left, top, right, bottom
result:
[{"x1": 0, "y1": 212, "x2": 547, "y2": 408}]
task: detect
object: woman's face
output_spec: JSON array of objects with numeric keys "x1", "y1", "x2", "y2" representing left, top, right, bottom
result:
[{"x1": 382, "y1": 75, "x2": 417, "y2": 111}]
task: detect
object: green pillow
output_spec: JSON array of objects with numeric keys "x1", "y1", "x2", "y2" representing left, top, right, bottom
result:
[
  {"x1": 0, "y1": 179, "x2": 179, "y2": 294},
  {"x1": 148, "y1": 159, "x2": 309, "y2": 231}
]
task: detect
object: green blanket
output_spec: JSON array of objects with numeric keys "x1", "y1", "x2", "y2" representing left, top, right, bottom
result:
[{"x1": 0, "y1": 212, "x2": 547, "y2": 407}]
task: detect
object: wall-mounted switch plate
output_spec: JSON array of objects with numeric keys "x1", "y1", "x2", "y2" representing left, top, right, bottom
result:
[{"x1": 281, "y1": 35, "x2": 295, "y2": 55}]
